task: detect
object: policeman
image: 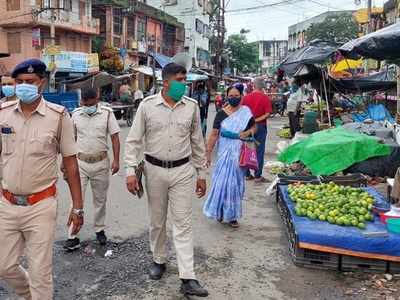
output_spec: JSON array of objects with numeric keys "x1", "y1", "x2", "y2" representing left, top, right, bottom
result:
[
  {"x1": 0, "y1": 74, "x2": 16, "y2": 102},
  {"x1": 125, "y1": 63, "x2": 209, "y2": 297},
  {"x1": 0, "y1": 59, "x2": 83, "y2": 300},
  {"x1": 64, "y1": 87, "x2": 120, "y2": 250}
]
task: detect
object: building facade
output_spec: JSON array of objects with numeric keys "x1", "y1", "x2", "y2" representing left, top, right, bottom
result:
[
  {"x1": 0, "y1": 0, "x2": 99, "y2": 74},
  {"x1": 288, "y1": 11, "x2": 353, "y2": 51},
  {"x1": 258, "y1": 40, "x2": 288, "y2": 74},
  {"x1": 93, "y1": 0, "x2": 185, "y2": 68},
  {"x1": 147, "y1": 0, "x2": 212, "y2": 69}
]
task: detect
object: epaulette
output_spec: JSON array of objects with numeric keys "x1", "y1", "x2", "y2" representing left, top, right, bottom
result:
[
  {"x1": 1, "y1": 100, "x2": 18, "y2": 110},
  {"x1": 46, "y1": 101, "x2": 66, "y2": 114},
  {"x1": 100, "y1": 105, "x2": 114, "y2": 113},
  {"x1": 183, "y1": 96, "x2": 198, "y2": 104},
  {"x1": 142, "y1": 94, "x2": 158, "y2": 103}
]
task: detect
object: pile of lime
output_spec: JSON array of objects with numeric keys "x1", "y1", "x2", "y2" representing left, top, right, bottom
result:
[{"x1": 288, "y1": 182, "x2": 375, "y2": 229}]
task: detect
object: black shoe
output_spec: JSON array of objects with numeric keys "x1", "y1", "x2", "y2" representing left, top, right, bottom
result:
[
  {"x1": 180, "y1": 279, "x2": 209, "y2": 297},
  {"x1": 96, "y1": 230, "x2": 107, "y2": 246},
  {"x1": 64, "y1": 238, "x2": 81, "y2": 251},
  {"x1": 149, "y1": 262, "x2": 166, "y2": 280}
]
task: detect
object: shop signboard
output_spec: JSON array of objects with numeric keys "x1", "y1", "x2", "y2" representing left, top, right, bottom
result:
[{"x1": 41, "y1": 51, "x2": 99, "y2": 73}]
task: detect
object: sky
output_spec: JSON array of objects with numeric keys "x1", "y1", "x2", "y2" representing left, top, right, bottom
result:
[{"x1": 225, "y1": 0, "x2": 387, "y2": 42}]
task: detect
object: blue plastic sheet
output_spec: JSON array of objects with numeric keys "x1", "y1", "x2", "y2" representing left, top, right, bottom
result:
[
  {"x1": 279, "y1": 185, "x2": 400, "y2": 257},
  {"x1": 353, "y1": 104, "x2": 394, "y2": 123}
]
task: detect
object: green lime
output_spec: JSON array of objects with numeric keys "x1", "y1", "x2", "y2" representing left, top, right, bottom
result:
[
  {"x1": 319, "y1": 214, "x2": 326, "y2": 222},
  {"x1": 357, "y1": 222, "x2": 366, "y2": 229}
]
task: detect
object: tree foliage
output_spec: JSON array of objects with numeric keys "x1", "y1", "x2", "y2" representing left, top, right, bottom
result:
[
  {"x1": 226, "y1": 33, "x2": 259, "y2": 74},
  {"x1": 306, "y1": 15, "x2": 358, "y2": 44}
]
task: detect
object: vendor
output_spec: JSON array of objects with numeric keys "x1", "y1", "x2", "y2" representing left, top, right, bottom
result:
[
  {"x1": 287, "y1": 79, "x2": 312, "y2": 138},
  {"x1": 391, "y1": 169, "x2": 400, "y2": 205}
]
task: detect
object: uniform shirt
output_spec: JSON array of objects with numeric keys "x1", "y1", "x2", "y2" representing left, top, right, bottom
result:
[
  {"x1": 125, "y1": 92, "x2": 207, "y2": 178},
  {"x1": 242, "y1": 90, "x2": 272, "y2": 124},
  {"x1": 0, "y1": 99, "x2": 77, "y2": 195},
  {"x1": 72, "y1": 105, "x2": 120, "y2": 154}
]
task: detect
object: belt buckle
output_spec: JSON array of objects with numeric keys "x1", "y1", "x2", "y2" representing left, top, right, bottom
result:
[
  {"x1": 162, "y1": 160, "x2": 172, "y2": 169},
  {"x1": 14, "y1": 195, "x2": 28, "y2": 206}
]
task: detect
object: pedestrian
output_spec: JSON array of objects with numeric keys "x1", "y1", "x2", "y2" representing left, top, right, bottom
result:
[
  {"x1": 203, "y1": 85, "x2": 256, "y2": 228},
  {"x1": 119, "y1": 79, "x2": 132, "y2": 103},
  {"x1": 243, "y1": 77, "x2": 272, "y2": 183},
  {"x1": 125, "y1": 63, "x2": 209, "y2": 297},
  {"x1": 64, "y1": 87, "x2": 120, "y2": 250},
  {"x1": 0, "y1": 58, "x2": 83, "y2": 300},
  {"x1": 192, "y1": 81, "x2": 210, "y2": 137},
  {"x1": 287, "y1": 79, "x2": 311, "y2": 138},
  {"x1": 1, "y1": 74, "x2": 16, "y2": 103}
]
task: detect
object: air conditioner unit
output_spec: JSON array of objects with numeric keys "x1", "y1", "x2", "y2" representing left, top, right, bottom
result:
[{"x1": 163, "y1": 0, "x2": 177, "y2": 5}]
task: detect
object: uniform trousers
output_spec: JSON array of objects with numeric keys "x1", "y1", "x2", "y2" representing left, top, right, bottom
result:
[
  {"x1": 0, "y1": 196, "x2": 57, "y2": 300},
  {"x1": 144, "y1": 161, "x2": 196, "y2": 280},
  {"x1": 70, "y1": 158, "x2": 110, "y2": 238}
]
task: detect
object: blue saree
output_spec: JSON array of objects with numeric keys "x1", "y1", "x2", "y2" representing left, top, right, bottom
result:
[{"x1": 203, "y1": 106, "x2": 253, "y2": 222}]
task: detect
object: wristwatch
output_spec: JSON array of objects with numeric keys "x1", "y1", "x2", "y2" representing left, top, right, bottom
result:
[{"x1": 72, "y1": 208, "x2": 84, "y2": 217}]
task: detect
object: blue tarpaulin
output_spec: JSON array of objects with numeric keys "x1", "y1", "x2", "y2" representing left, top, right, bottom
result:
[
  {"x1": 353, "y1": 104, "x2": 395, "y2": 123},
  {"x1": 151, "y1": 52, "x2": 172, "y2": 68},
  {"x1": 279, "y1": 185, "x2": 400, "y2": 257}
]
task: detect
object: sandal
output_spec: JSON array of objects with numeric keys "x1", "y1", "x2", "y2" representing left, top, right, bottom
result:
[
  {"x1": 245, "y1": 175, "x2": 255, "y2": 181},
  {"x1": 254, "y1": 177, "x2": 270, "y2": 183},
  {"x1": 229, "y1": 221, "x2": 240, "y2": 228}
]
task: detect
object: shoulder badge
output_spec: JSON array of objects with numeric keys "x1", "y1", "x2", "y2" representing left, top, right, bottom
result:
[
  {"x1": 45, "y1": 101, "x2": 66, "y2": 114},
  {"x1": 1, "y1": 100, "x2": 18, "y2": 110}
]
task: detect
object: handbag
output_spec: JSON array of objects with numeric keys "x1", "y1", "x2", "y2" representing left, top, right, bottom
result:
[{"x1": 239, "y1": 141, "x2": 258, "y2": 170}]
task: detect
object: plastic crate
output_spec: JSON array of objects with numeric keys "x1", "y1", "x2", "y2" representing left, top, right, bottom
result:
[
  {"x1": 321, "y1": 173, "x2": 368, "y2": 187},
  {"x1": 340, "y1": 255, "x2": 388, "y2": 272},
  {"x1": 277, "y1": 175, "x2": 321, "y2": 186},
  {"x1": 387, "y1": 261, "x2": 400, "y2": 274}
]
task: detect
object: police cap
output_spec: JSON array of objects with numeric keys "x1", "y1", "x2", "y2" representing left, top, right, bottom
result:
[{"x1": 11, "y1": 59, "x2": 47, "y2": 79}]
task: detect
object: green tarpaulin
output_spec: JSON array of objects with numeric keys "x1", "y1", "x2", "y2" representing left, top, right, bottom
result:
[{"x1": 278, "y1": 127, "x2": 391, "y2": 175}]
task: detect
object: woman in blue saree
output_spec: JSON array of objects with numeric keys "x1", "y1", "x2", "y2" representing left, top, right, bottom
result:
[{"x1": 204, "y1": 85, "x2": 256, "y2": 228}]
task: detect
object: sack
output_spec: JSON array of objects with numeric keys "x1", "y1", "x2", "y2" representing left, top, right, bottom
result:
[{"x1": 239, "y1": 142, "x2": 258, "y2": 170}]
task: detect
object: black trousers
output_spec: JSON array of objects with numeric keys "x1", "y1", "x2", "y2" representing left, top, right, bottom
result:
[{"x1": 288, "y1": 111, "x2": 300, "y2": 138}]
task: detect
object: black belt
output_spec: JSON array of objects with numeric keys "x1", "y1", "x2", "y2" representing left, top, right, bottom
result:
[{"x1": 145, "y1": 155, "x2": 190, "y2": 169}]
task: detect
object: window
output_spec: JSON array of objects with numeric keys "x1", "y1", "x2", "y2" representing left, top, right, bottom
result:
[
  {"x1": 63, "y1": 0, "x2": 72, "y2": 11},
  {"x1": 137, "y1": 18, "x2": 146, "y2": 41},
  {"x1": 113, "y1": 8, "x2": 123, "y2": 36},
  {"x1": 195, "y1": 19, "x2": 204, "y2": 34},
  {"x1": 127, "y1": 17, "x2": 135, "y2": 38},
  {"x1": 263, "y1": 42, "x2": 271, "y2": 57},
  {"x1": 203, "y1": 24, "x2": 210, "y2": 37},
  {"x1": 6, "y1": 0, "x2": 20, "y2": 11},
  {"x1": 7, "y1": 32, "x2": 21, "y2": 54}
]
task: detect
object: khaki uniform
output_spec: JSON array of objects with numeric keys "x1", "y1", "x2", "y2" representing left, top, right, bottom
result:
[
  {"x1": 0, "y1": 95, "x2": 17, "y2": 103},
  {"x1": 71, "y1": 105, "x2": 120, "y2": 236},
  {"x1": 0, "y1": 99, "x2": 77, "y2": 300},
  {"x1": 125, "y1": 92, "x2": 206, "y2": 280}
]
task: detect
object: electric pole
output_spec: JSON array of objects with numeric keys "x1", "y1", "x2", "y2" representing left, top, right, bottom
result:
[{"x1": 215, "y1": 0, "x2": 225, "y2": 80}]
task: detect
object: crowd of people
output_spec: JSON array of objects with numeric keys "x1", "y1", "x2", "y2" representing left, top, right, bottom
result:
[{"x1": 0, "y1": 57, "x2": 307, "y2": 299}]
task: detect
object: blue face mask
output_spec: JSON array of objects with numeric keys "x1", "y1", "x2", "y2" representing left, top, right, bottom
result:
[
  {"x1": 16, "y1": 83, "x2": 40, "y2": 104},
  {"x1": 84, "y1": 105, "x2": 97, "y2": 115},
  {"x1": 2, "y1": 85, "x2": 15, "y2": 97}
]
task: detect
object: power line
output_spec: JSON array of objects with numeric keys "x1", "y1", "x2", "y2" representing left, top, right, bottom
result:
[{"x1": 225, "y1": 0, "x2": 302, "y2": 13}]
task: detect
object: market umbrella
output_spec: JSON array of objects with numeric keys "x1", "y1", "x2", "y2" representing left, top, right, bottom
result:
[
  {"x1": 279, "y1": 40, "x2": 338, "y2": 75},
  {"x1": 339, "y1": 23, "x2": 400, "y2": 60}
]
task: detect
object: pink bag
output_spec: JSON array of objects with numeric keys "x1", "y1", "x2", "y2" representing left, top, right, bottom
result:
[{"x1": 239, "y1": 142, "x2": 258, "y2": 170}]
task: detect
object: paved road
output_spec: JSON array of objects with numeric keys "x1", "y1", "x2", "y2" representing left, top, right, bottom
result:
[{"x1": 1, "y1": 108, "x2": 394, "y2": 300}]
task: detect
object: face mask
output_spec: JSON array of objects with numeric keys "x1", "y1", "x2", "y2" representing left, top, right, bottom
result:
[
  {"x1": 16, "y1": 83, "x2": 40, "y2": 104},
  {"x1": 228, "y1": 97, "x2": 241, "y2": 107},
  {"x1": 84, "y1": 105, "x2": 97, "y2": 115},
  {"x1": 166, "y1": 80, "x2": 187, "y2": 102},
  {"x1": 2, "y1": 85, "x2": 15, "y2": 97}
]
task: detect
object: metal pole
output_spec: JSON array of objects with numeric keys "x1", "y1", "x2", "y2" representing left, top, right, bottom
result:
[
  {"x1": 364, "y1": 0, "x2": 372, "y2": 75},
  {"x1": 49, "y1": 9, "x2": 56, "y2": 92},
  {"x1": 397, "y1": 1, "x2": 400, "y2": 117}
]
